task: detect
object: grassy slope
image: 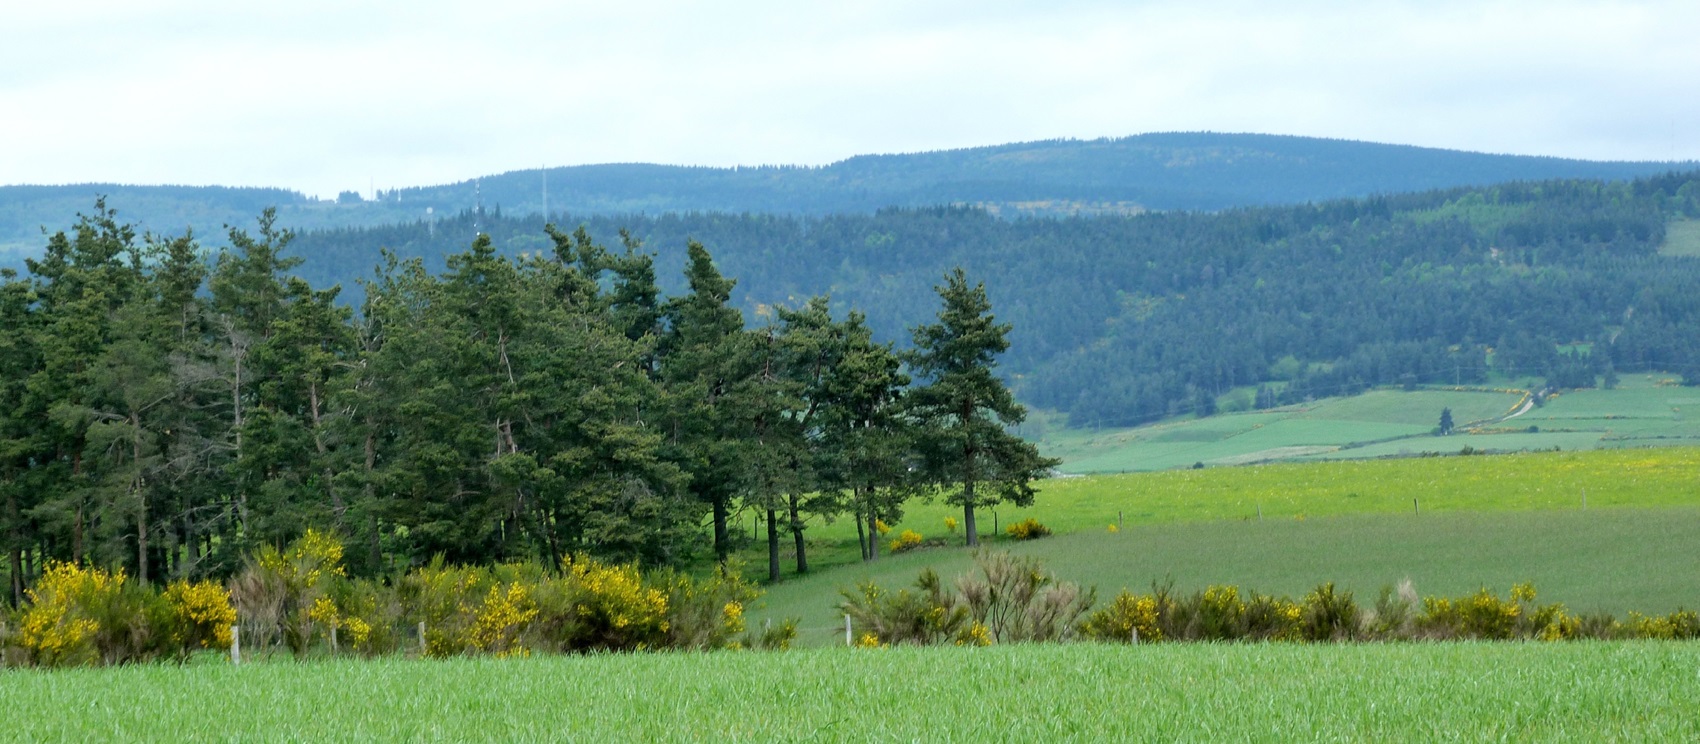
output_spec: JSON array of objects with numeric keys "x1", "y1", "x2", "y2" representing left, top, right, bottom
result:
[
  {"x1": 9, "y1": 644, "x2": 1697, "y2": 741},
  {"x1": 756, "y1": 508, "x2": 1700, "y2": 647},
  {"x1": 741, "y1": 446, "x2": 1700, "y2": 645},
  {"x1": 1039, "y1": 375, "x2": 1700, "y2": 474}
]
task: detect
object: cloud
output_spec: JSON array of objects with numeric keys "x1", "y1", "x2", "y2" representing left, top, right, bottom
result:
[{"x1": 1, "y1": 0, "x2": 1695, "y2": 197}]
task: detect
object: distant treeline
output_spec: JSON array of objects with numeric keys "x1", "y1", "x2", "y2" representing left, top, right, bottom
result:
[
  {"x1": 5, "y1": 132, "x2": 1689, "y2": 254},
  {"x1": 289, "y1": 172, "x2": 1700, "y2": 426}
]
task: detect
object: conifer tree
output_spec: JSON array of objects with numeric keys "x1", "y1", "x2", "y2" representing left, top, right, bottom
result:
[{"x1": 906, "y1": 268, "x2": 1058, "y2": 546}]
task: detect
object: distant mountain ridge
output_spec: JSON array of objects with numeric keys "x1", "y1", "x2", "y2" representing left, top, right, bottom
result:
[{"x1": 2, "y1": 132, "x2": 1690, "y2": 257}]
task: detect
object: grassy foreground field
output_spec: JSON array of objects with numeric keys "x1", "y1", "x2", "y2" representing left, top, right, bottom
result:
[{"x1": 7, "y1": 644, "x2": 1698, "y2": 741}]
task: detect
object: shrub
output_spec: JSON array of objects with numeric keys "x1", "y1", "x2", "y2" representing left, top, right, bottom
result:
[
  {"x1": 1004, "y1": 518, "x2": 1051, "y2": 540},
  {"x1": 839, "y1": 568, "x2": 969, "y2": 646},
  {"x1": 1244, "y1": 591, "x2": 1303, "y2": 641},
  {"x1": 658, "y1": 558, "x2": 759, "y2": 651},
  {"x1": 1624, "y1": 610, "x2": 1700, "y2": 640},
  {"x1": 956, "y1": 551, "x2": 1093, "y2": 643},
  {"x1": 1079, "y1": 590, "x2": 1163, "y2": 643},
  {"x1": 1364, "y1": 580, "x2": 1418, "y2": 639},
  {"x1": 562, "y1": 556, "x2": 669, "y2": 651},
  {"x1": 1187, "y1": 585, "x2": 1248, "y2": 641},
  {"x1": 888, "y1": 530, "x2": 924, "y2": 553},
  {"x1": 230, "y1": 528, "x2": 347, "y2": 656},
  {"x1": 16, "y1": 562, "x2": 119, "y2": 667},
  {"x1": 746, "y1": 617, "x2": 799, "y2": 651},
  {"x1": 163, "y1": 579, "x2": 236, "y2": 654},
  {"x1": 1299, "y1": 582, "x2": 1360, "y2": 642}
]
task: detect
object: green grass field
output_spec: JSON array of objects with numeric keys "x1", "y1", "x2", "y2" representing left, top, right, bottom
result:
[
  {"x1": 7, "y1": 643, "x2": 1698, "y2": 741},
  {"x1": 1038, "y1": 376, "x2": 1700, "y2": 473},
  {"x1": 1660, "y1": 218, "x2": 1700, "y2": 257},
  {"x1": 738, "y1": 446, "x2": 1700, "y2": 575},
  {"x1": 736, "y1": 446, "x2": 1700, "y2": 645},
  {"x1": 754, "y1": 508, "x2": 1700, "y2": 647}
]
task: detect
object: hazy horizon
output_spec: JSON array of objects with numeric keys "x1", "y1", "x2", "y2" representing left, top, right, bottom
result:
[{"x1": 5, "y1": 1, "x2": 1697, "y2": 199}]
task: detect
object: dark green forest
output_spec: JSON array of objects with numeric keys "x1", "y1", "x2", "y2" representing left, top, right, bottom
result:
[
  {"x1": 289, "y1": 172, "x2": 1700, "y2": 427},
  {"x1": 0, "y1": 205, "x2": 1052, "y2": 603},
  {"x1": 4, "y1": 133, "x2": 1688, "y2": 255}
]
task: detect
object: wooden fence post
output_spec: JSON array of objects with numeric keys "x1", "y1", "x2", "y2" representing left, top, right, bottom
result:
[
  {"x1": 845, "y1": 615, "x2": 852, "y2": 647},
  {"x1": 230, "y1": 625, "x2": 241, "y2": 665}
]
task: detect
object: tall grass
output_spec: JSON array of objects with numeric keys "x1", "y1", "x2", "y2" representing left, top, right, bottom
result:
[{"x1": 7, "y1": 644, "x2": 1697, "y2": 741}]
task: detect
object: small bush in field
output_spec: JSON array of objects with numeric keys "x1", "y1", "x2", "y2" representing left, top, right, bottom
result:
[
  {"x1": 1299, "y1": 583, "x2": 1360, "y2": 641},
  {"x1": 1005, "y1": 518, "x2": 1051, "y2": 540},
  {"x1": 839, "y1": 568, "x2": 970, "y2": 647},
  {"x1": 230, "y1": 528, "x2": 347, "y2": 656},
  {"x1": 163, "y1": 579, "x2": 236, "y2": 652},
  {"x1": 1079, "y1": 590, "x2": 1163, "y2": 643},
  {"x1": 16, "y1": 562, "x2": 117, "y2": 666},
  {"x1": 888, "y1": 530, "x2": 924, "y2": 553},
  {"x1": 1624, "y1": 609, "x2": 1700, "y2": 640}
]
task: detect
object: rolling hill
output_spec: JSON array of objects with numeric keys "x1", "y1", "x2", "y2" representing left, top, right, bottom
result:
[{"x1": 3, "y1": 132, "x2": 1691, "y2": 257}]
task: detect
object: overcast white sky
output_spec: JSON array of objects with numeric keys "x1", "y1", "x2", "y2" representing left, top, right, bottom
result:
[{"x1": 3, "y1": 0, "x2": 1696, "y2": 198}]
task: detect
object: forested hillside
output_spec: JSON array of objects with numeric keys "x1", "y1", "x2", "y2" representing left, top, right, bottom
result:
[
  {"x1": 290, "y1": 172, "x2": 1700, "y2": 426},
  {"x1": 4, "y1": 133, "x2": 1688, "y2": 256}
]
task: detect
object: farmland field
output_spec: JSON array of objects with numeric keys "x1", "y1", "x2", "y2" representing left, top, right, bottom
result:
[
  {"x1": 740, "y1": 446, "x2": 1700, "y2": 576},
  {"x1": 1039, "y1": 376, "x2": 1700, "y2": 473},
  {"x1": 7, "y1": 643, "x2": 1698, "y2": 741},
  {"x1": 754, "y1": 507, "x2": 1700, "y2": 647}
]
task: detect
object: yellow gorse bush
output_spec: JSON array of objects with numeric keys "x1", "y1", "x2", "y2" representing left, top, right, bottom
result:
[
  {"x1": 888, "y1": 529, "x2": 924, "y2": 553},
  {"x1": 571, "y1": 557, "x2": 668, "y2": 634},
  {"x1": 163, "y1": 579, "x2": 235, "y2": 649},
  {"x1": 16, "y1": 561, "x2": 119, "y2": 666},
  {"x1": 469, "y1": 583, "x2": 538, "y2": 657}
]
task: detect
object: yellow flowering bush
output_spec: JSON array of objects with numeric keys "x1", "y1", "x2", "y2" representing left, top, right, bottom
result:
[
  {"x1": 564, "y1": 556, "x2": 669, "y2": 650},
  {"x1": 657, "y1": 558, "x2": 759, "y2": 651},
  {"x1": 16, "y1": 562, "x2": 117, "y2": 666},
  {"x1": 1079, "y1": 590, "x2": 1164, "y2": 643},
  {"x1": 956, "y1": 621, "x2": 992, "y2": 647},
  {"x1": 231, "y1": 528, "x2": 349, "y2": 656},
  {"x1": 888, "y1": 529, "x2": 924, "y2": 553},
  {"x1": 468, "y1": 583, "x2": 538, "y2": 657},
  {"x1": 1005, "y1": 518, "x2": 1051, "y2": 540},
  {"x1": 944, "y1": 517, "x2": 958, "y2": 534},
  {"x1": 163, "y1": 579, "x2": 235, "y2": 650}
]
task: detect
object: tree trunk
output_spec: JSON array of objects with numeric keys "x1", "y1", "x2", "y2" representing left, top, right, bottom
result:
[
  {"x1": 133, "y1": 412, "x2": 148, "y2": 583},
  {"x1": 7, "y1": 491, "x2": 22, "y2": 606},
  {"x1": 712, "y1": 495, "x2": 730, "y2": 563},
  {"x1": 962, "y1": 413, "x2": 979, "y2": 547},
  {"x1": 8, "y1": 546, "x2": 21, "y2": 608},
  {"x1": 866, "y1": 504, "x2": 880, "y2": 562},
  {"x1": 787, "y1": 492, "x2": 807, "y2": 574},
  {"x1": 855, "y1": 502, "x2": 868, "y2": 561},
  {"x1": 766, "y1": 507, "x2": 780, "y2": 582},
  {"x1": 309, "y1": 380, "x2": 342, "y2": 526}
]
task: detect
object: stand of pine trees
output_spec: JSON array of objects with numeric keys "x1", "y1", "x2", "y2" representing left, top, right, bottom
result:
[{"x1": 0, "y1": 204, "x2": 1049, "y2": 602}]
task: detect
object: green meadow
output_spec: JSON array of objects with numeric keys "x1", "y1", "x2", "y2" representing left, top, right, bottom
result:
[
  {"x1": 7, "y1": 643, "x2": 1698, "y2": 742},
  {"x1": 738, "y1": 446, "x2": 1700, "y2": 646},
  {"x1": 1037, "y1": 376, "x2": 1700, "y2": 473}
]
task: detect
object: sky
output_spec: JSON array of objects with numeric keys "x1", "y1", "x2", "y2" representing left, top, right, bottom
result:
[{"x1": 3, "y1": 0, "x2": 1697, "y2": 199}]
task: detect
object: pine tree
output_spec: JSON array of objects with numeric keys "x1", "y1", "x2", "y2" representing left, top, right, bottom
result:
[
  {"x1": 906, "y1": 268, "x2": 1058, "y2": 547},
  {"x1": 1438, "y1": 407, "x2": 1455, "y2": 436}
]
